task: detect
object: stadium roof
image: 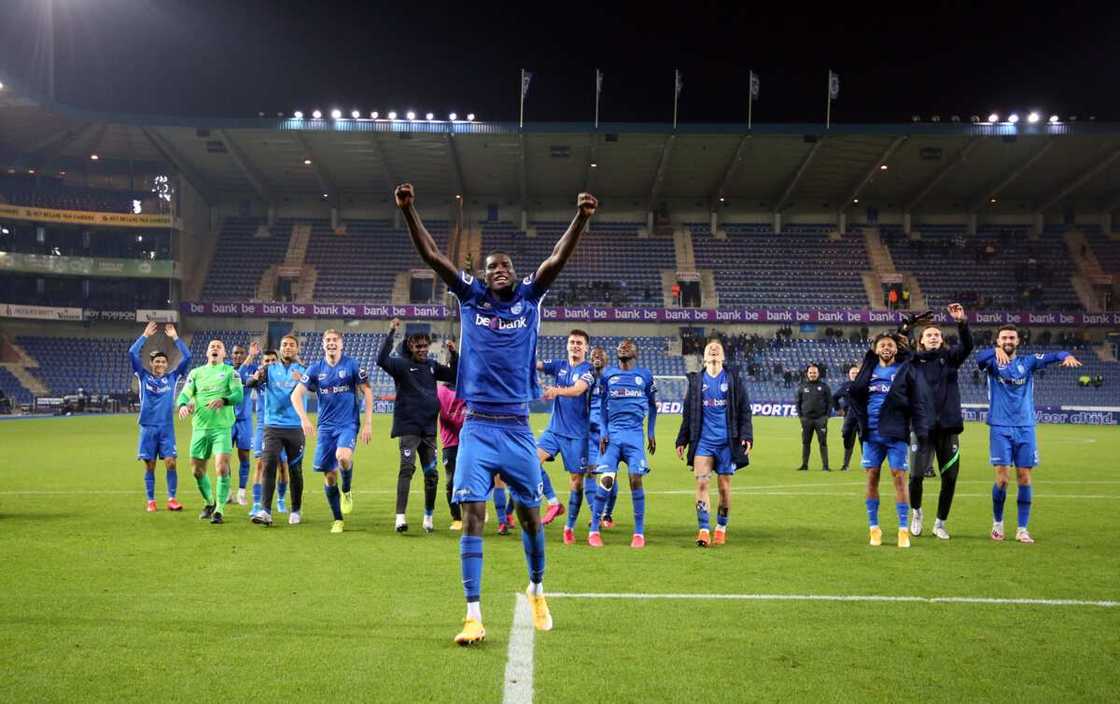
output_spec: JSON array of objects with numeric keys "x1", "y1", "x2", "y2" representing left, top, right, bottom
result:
[{"x1": 3, "y1": 79, "x2": 1120, "y2": 215}]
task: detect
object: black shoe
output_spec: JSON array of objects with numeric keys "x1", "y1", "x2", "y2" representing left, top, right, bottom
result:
[
  {"x1": 199, "y1": 504, "x2": 216, "y2": 520},
  {"x1": 840, "y1": 465, "x2": 849, "y2": 472},
  {"x1": 210, "y1": 511, "x2": 224, "y2": 525},
  {"x1": 923, "y1": 468, "x2": 936, "y2": 478},
  {"x1": 822, "y1": 467, "x2": 831, "y2": 472},
  {"x1": 796, "y1": 466, "x2": 808, "y2": 472},
  {"x1": 395, "y1": 523, "x2": 408, "y2": 533}
]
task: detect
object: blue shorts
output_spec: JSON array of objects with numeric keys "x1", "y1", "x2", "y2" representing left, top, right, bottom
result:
[
  {"x1": 137, "y1": 425, "x2": 176, "y2": 461},
  {"x1": 313, "y1": 425, "x2": 358, "y2": 472},
  {"x1": 588, "y1": 430, "x2": 601, "y2": 469},
  {"x1": 989, "y1": 425, "x2": 1038, "y2": 468},
  {"x1": 538, "y1": 429, "x2": 590, "y2": 473},
  {"x1": 861, "y1": 433, "x2": 910, "y2": 471},
  {"x1": 253, "y1": 423, "x2": 288, "y2": 462},
  {"x1": 454, "y1": 416, "x2": 541, "y2": 508},
  {"x1": 695, "y1": 438, "x2": 735, "y2": 475},
  {"x1": 598, "y1": 430, "x2": 650, "y2": 475},
  {"x1": 231, "y1": 418, "x2": 253, "y2": 451}
]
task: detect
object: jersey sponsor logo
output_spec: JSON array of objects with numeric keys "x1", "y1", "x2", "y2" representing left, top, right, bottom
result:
[
  {"x1": 703, "y1": 398, "x2": 728, "y2": 408},
  {"x1": 474, "y1": 313, "x2": 528, "y2": 331},
  {"x1": 610, "y1": 388, "x2": 645, "y2": 398},
  {"x1": 869, "y1": 382, "x2": 892, "y2": 394}
]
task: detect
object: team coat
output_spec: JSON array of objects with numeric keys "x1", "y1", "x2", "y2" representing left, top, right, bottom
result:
[
  {"x1": 377, "y1": 330, "x2": 457, "y2": 437},
  {"x1": 910, "y1": 320, "x2": 973, "y2": 434},
  {"x1": 675, "y1": 366, "x2": 754, "y2": 468},
  {"x1": 794, "y1": 379, "x2": 832, "y2": 419},
  {"x1": 849, "y1": 346, "x2": 933, "y2": 443}
]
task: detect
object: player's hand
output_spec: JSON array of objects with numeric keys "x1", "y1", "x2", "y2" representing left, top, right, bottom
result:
[
  {"x1": 178, "y1": 403, "x2": 194, "y2": 419},
  {"x1": 542, "y1": 386, "x2": 560, "y2": 401},
  {"x1": 360, "y1": 424, "x2": 372, "y2": 445},
  {"x1": 647, "y1": 436, "x2": 657, "y2": 454},
  {"x1": 599, "y1": 436, "x2": 608, "y2": 454},
  {"x1": 1061, "y1": 355, "x2": 1083, "y2": 368},
  {"x1": 206, "y1": 398, "x2": 225, "y2": 411},
  {"x1": 143, "y1": 321, "x2": 159, "y2": 338},
  {"x1": 577, "y1": 192, "x2": 598, "y2": 217},
  {"x1": 994, "y1": 346, "x2": 1011, "y2": 366},
  {"x1": 248, "y1": 341, "x2": 261, "y2": 357},
  {"x1": 743, "y1": 439, "x2": 753, "y2": 454},
  {"x1": 164, "y1": 323, "x2": 178, "y2": 340},
  {"x1": 394, "y1": 183, "x2": 414, "y2": 209},
  {"x1": 675, "y1": 445, "x2": 685, "y2": 460},
  {"x1": 947, "y1": 303, "x2": 965, "y2": 322},
  {"x1": 892, "y1": 333, "x2": 910, "y2": 349},
  {"x1": 301, "y1": 418, "x2": 315, "y2": 437},
  {"x1": 389, "y1": 317, "x2": 401, "y2": 333},
  {"x1": 290, "y1": 369, "x2": 303, "y2": 381},
  {"x1": 252, "y1": 367, "x2": 265, "y2": 381}
]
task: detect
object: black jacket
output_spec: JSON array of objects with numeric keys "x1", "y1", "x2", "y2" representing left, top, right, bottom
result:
[
  {"x1": 377, "y1": 332, "x2": 457, "y2": 437},
  {"x1": 910, "y1": 321, "x2": 973, "y2": 435},
  {"x1": 795, "y1": 379, "x2": 832, "y2": 420},
  {"x1": 849, "y1": 346, "x2": 932, "y2": 443},
  {"x1": 831, "y1": 381, "x2": 854, "y2": 413},
  {"x1": 674, "y1": 366, "x2": 753, "y2": 468}
]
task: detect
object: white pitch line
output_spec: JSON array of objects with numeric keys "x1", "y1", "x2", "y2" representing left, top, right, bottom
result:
[
  {"x1": 502, "y1": 593, "x2": 535, "y2": 704},
  {"x1": 547, "y1": 592, "x2": 1117, "y2": 608}
]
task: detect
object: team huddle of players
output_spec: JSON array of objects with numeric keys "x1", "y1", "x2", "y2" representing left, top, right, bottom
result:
[{"x1": 127, "y1": 183, "x2": 1084, "y2": 645}]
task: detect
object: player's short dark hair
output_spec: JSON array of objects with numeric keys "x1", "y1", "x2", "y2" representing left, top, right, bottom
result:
[
  {"x1": 873, "y1": 332, "x2": 897, "y2": 346},
  {"x1": 280, "y1": 334, "x2": 300, "y2": 348},
  {"x1": 263, "y1": 349, "x2": 278, "y2": 358},
  {"x1": 705, "y1": 336, "x2": 723, "y2": 348},
  {"x1": 149, "y1": 350, "x2": 168, "y2": 361},
  {"x1": 805, "y1": 363, "x2": 819, "y2": 372},
  {"x1": 997, "y1": 324, "x2": 1020, "y2": 337},
  {"x1": 849, "y1": 364, "x2": 860, "y2": 372},
  {"x1": 484, "y1": 251, "x2": 512, "y2": 265},
  {"x1": 568, "y1": 329, "x2": 590, "y2": 343}
]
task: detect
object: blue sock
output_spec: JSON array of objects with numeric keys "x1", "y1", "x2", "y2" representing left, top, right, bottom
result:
[
  {"x1": 144, "y1": 472, "x2": 155, "y2": 501},
  {"x1": 540, "y1": 468, "x2": 556, "y2": 502},
  {"x1": 632, "y1": 488, "x2": 646, "y2": 535},
  {"x1": 696, "y1": 500, "x2": 710, "y2": 530},
  {"x1": 590, "y1": 483, "x2": 607, "y2": 532},
  {"x1": 505, "y1": 493, "x2": 515, "y2": 517},
  {"x1": 238, "y1": 458, "x2": 250, "y2": 490},
  {"x1": 992, "y1": 483, "x2": 1007, "y2": 522},
  {"x1": 278, "y1": 481, "x2": 288, "y2": 501},
  {"x1": 520, "y1": 527, "x2": 546, "y2": 584},
  {"x1": 460, "y1": 535, "x2": 483, "y2": 602},
  {"x1": 1017, "y1": 484, "x2": 1032, "y2": 529},
  {"x1": 565, "y1": 488, "x2": 583, "y2": 529},
  {"x1": 493, "y1": 487, "x2": 507, "y2": 522},
  {"x1": 341, "y1": 467, "x2": 353, "y2": 493},
  {"x1": 166, "y1": 469, "x2": 178, "y2": 498},
  {"x1": 324, "y1": 484, "x2": 343, "y2": 520},
  {"x1": 252, "y1": 482, "x2": 262, "y2": 504},
  {"x1": 605, "y1": 480, "x2": 619, "y2": 517},
  {"x1": 896, "y1": 502, "x2": 908, "y2": 529},
  {"x1": 716, "y1": 506, "x2": 728, "y2": 529},
  {"x1": 865, "y1": 498, "x2": 880, "y2": 527}
]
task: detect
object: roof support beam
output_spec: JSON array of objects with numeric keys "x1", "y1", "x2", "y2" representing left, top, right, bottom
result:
[
  {"x1": 711, "y1": 134, "x2": 751, "y2": 206},
  {"x1": 773, "y1": 139, "x2": 823, "y2": 213},
  {"x1": 518, "y1": 133, "x2": 529, "y2": 229},
  {"x1": 15, "y1": 122, "x2": 96, "y2": 169},
  {"x1": 218, "y1": 129, "x2": 272, "y2": 205},
  {"x1": 367, "y1": 134, "x2": 397, "y2": 195},
  {"x1": 294, "y1": 133, "x2": 338, "y2": 201},
  {"x1": 647, "y1": 134, "x2": 676, "y2": 210},
  {"x1": 904, "y1": 138, "x2": 981, "y2": 213},
  {"x1": 1037, "y1": 146, "x2": 1120, "y2": 213},
  {"x1": 841, "y1": 136, "x2": 907, "y2": 208},
  {"x1": 445, "y1": 130, "x2": 465, "y2": 199},
  {"x1": 971, "y1": 139, "x2": 1054, "y2": 211},
  {"x1": 140, "y1": 127, "x2": 216, "y2": 205}
]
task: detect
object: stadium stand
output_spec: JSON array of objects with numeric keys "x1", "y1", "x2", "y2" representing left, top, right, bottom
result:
[
  {"x1": 0, "y1": 273, "x2": 170, "y2": 310},
  {"x1": 0, "y1": 219, "x2": 172, "y2": 259},
  {"x1": 16, "y1": 336, "x2": 136, "y2": 395},
  {"x1": 0, "y1": 366, "x2": 34, "y2": 407},
  {"x1": 1083, "y1": 227, "x2": 1120, "y2": 275},
  {"x1": 481, "y1": 222, "x2": 669, "y2": 307},
  {"x1": 690, "y1": 223, "x2": 870, "y2": 308},
  {"x1": 200, "y1": 217, "x2": 291, "y2": 301},
  {"x1": 0, "y1": 175, "x2": 146, "y2": 214}
]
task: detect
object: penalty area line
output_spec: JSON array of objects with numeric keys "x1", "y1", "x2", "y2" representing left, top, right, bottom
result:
[
  {"x1": 502, "y1": 593, "x2": 535, "y2": 704},
  {"x1": 546, "y1": 592, "x2": 1117, "y2": 608}
]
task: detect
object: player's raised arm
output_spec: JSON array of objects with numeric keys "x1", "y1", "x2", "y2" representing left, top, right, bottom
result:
[
  {"x1": 167, "y1": 325, "x2": 192, "y2": 376},
  {"x1": 129, "y1": 323, "x2": 156, "y2": 375},
  {"x1": 395, "y1": 184, "x2": 458, "y2": 287},
  {"x1": 534, "y1": 192, "x2": 597, "y2": 290}
]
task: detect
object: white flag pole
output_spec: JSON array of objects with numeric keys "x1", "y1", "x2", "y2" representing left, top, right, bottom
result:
[
  {"x1": 595, "y1": 69, "x2": 602, "y2": 129},
  {"x1": 826, "y1": 69, "x2": 832, "y2": 129}
]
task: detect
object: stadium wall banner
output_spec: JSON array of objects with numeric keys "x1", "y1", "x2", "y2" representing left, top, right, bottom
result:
[
  {"x1": 135, "y1": 309, "x2": 180, "y2": 323},
  {"x1": 0, "y1": 251, "x2": 178, "y2": 278},
  {"x1": 0, "y1": 204, "x2": 176, "y2": 229},
  {"x1": 960, "y1": 403, "x2": 1120, "y2": 426},
  {"x1": 180, "y1": 302, "x2": 1120, "y2": 327},
  {"x1": 0, "y1": 303, "x2": 84, "y2": 321}
]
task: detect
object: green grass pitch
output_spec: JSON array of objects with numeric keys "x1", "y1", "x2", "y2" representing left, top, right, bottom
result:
[{"x1": 0, "y1": 414, "x2": 1117, "y2": 702}]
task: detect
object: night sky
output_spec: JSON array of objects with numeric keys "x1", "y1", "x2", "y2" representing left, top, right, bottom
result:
[{"x1": 1, "y1": 0, "x2": 1118, "y2": 124}]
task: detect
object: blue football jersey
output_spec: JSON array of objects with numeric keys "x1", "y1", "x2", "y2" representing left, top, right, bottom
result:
[
  {"x1": 867, "y1": 363, "x2": 900, "y2": 431},
  {"x1": 589, "y1": 371, "x2": 605, "y2": 434},
  {"x1": 541, "y1": 359, "x2": 594, "y2": 439},
  {"x1": 233, "y1": 362, "x2": 258, "y2": 422},
  {"x1": 977, "y1": 348, "x2": 1068, "y2": 427},
  {"x1": 257, "y1": 360, "x2": 308, "y2": 428},
  {"x1": 451, "y1": 270, "x2": 546, "y2": 412},
  {"x1": 300, "y1": 355, "x2": 368, "y2": 429},
  {"x1": 700, "y1": 369, "x2": 729, "y2": 445},
  {"x1": 129, "y1": 335, "x2": 191, "y2": 427},
  {"x1": 601, "y1": 366, "x2": 657, "y2": 436}
]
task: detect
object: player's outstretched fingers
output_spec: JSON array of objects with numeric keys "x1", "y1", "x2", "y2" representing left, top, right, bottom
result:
[{"x1": 394, "y1": 183, "x2": 415, "y2": 207}]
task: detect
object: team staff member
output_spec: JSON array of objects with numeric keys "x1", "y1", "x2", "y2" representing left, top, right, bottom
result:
[
  {"x1": 794, "y1": 364, "x2": 832, "y2": 471},
  {"x1": 831, "y1": 365, "x2": 861, "y2": 471}
]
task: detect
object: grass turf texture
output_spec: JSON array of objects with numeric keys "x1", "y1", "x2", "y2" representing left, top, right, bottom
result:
[{"x1": 0, "y1": 414, "x2": 1117, "y2": 702}]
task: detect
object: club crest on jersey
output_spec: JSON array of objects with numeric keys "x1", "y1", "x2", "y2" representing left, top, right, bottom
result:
[
  {"x1": 511, "y1": 301, "x2": 524, "y2": 315},
  {"x1": 339, "y1": 369, "x2": 347, "y2": 378},
  {"x1": 634, "y1": 376, "x2": 644, "y2": 386},
  {"x1": 720, "y1": 382, "x2": 728, "y2": 392}
]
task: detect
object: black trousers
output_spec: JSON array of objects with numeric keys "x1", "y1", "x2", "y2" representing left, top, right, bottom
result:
[
  {"x1": 443, "y1": 446, "x2": 461, "y2": 521},
  {"x1": 840, "y1": 414, "x2": 860, "y2": 468},
  {"x1": 800, "y1": 416, "x2": 829, "y2": 469},
  {"x1": 262, "y1": 426, "x2": 304, "y2": 513},
  {"x1": 396, "y1": 434, "x2": 438, "y2": 514},
  {"x1": 908, "y1": 428, "x2": 960, "y2": 521}
]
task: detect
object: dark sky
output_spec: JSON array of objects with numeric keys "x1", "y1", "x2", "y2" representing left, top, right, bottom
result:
[{"x1": 2, "y1": 0, "x2": 1119, "y2": 123}]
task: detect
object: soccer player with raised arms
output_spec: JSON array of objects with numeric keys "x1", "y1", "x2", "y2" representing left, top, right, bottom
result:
[
  {"x1": 175, "y1": 338, "x2": 244, "y2": 524},
  {"x1": 129, "y1": 321, "x2": 191, "y2": 512},
  {"x1": 398, "y1": 181, "x2": 596, "y2": 646},
  {"x1": 977, "y1": 325, "x2": 1081, "y2": 543},
  {"x1": 292, "y1": 329, "x2": 373, "y2": 534},
  {"x1": 588, "y1": 339, "x2": 657, "y2": 549},
  {"x1": 536, "y1": 329, "x2": 596, "y2": 543},
  {"x1": 229, "y1": 341, "x2": 260, "y2": 506}
]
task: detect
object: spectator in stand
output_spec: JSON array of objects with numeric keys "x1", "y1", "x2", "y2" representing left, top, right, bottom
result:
[
  {"x1": 1078, "y1": 374, "x2": 1091, "y2": 388},
  {"x1": 887, "y1": 287, "x2": 899, "y2": 310},
  {"x1": 901, "y1": 288, "x2": 911, "y2": 309},
  {"x1": 0, "y1": 389, "x2": 10, "y2": 414},
  {"x1": 671, "y1": 282, "x2": 682, "y2": 306}
]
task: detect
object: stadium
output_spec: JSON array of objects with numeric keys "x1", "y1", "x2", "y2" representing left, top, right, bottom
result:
[{"x1": 1, "y1": 4, "x2": 1118, "y2": 702}]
